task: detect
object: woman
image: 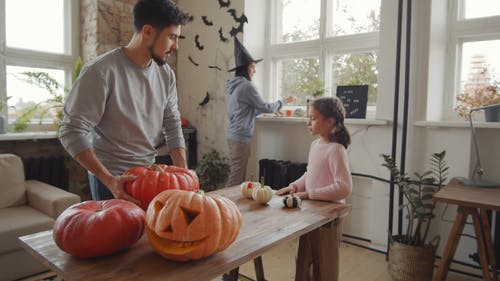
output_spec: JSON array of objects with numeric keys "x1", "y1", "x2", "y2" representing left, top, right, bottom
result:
[{"x1": 226, "y1": 37, "x2": 295, "y2": 187}]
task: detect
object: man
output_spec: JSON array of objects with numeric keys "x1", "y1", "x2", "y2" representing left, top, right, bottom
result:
[{"x1": 59, "y1": 0, "x2": 188, "y2": 202}]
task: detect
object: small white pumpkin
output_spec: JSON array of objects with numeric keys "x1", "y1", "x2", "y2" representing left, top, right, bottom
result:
[
  {"x1": 241, "y1": 181, "x2": 260, "y2": 199},
  {"x1": 283, "y1": 193, "x2": 302, "y2": 208},
  {"x1": 252, "y1": 185, "x2": 273, "y2": 204}
]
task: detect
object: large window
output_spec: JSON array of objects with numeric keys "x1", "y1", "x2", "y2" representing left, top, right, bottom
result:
[
  {"x1": 269, "y1": 0, "x2": 380, "y2": 115},
  {"x1": 447, "y1": 0, "x2": 500, "y2": 120},
  {"x1": 0, "y1": 0, "x2": 79, "y2": 132}
]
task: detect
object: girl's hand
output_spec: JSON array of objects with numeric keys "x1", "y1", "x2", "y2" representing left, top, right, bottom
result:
[
  {"x1": 285, "y1": 96, "x2": 296, "y2": 103},
  {"x1": 295, "y1": 192, "x2": 309, "y2": 200},
  {"x1": 276, "y1": 185, "x2": 296, "y2": 196}
]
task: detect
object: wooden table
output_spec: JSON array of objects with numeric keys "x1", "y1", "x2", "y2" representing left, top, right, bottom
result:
[
  {"x1": 433, "y1": 178, "x2": 500, "y2": 281},
  {"x1": 19, "y1": 186, "x2": 351, "y2": 281}
]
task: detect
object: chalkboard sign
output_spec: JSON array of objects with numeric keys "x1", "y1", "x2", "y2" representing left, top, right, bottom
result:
[{"x1": 336, "y1": 85, "x2": 368, "y2": 119}]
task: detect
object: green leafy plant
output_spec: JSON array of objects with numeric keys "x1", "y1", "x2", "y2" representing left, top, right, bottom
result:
[
  {"x1": 381, "y1": 151, "x2": 449, "y2": 247},
  {"x1": 196, "y1": 149, "x2": 230, "y2": 191},
  {"x1": 11, "y1": 57, "x2": 83, "y2": 132}
]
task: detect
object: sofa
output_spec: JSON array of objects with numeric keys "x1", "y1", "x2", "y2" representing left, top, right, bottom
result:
[{"x1": 0, "y1": 154, "x2": 81, "y2": 281}]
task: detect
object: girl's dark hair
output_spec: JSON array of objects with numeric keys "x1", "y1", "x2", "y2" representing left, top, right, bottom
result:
[
  {"x1": 133, "y1": 0, "x2": 188, "y2": 32},
  {"x1": 235, "y1": 64, "x2": 251, "y2": 80},
  {"x1": 311, "y1": 97, "x2": 351, "y2": 148}
]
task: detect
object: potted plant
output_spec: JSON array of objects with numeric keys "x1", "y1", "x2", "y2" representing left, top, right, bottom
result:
[
  {"x1": 196, "y1": 148, "x2": 230, "y2": 191},
  {"x1": 455, "y1": 63, "x2": 500, "y2": 121},
  {"x1": 381, "y1": 151, "x2": 449, "y2": 281}
]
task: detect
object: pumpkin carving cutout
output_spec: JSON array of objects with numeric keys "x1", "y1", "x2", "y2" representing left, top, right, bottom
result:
[
  {"x1": 124, "y1": 164, "x2": 200, "y2": 210},
  {"x1": 145, "y1": 189, "x2": 242, "y2": 261}
]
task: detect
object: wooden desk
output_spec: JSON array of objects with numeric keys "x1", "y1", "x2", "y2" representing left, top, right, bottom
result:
[
  {"x1": 19, "y1": 186, "x2": 350, "y2": 281},
  {"x1": 433, "y1": 178, "x2": 500, "y2": 281}
]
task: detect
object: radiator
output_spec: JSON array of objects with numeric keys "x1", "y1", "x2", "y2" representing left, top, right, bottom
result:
[
  {"x1": 258, "y1": 159, "x2": 307, "y2": 190},
  {"x1": 22, "y1": 156, "x2": 69, "y2": 191}
]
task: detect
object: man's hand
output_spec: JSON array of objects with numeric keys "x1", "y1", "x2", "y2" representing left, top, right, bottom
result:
[{"x1": 103, "y1": 175, "x2": 140, "y2": 205}]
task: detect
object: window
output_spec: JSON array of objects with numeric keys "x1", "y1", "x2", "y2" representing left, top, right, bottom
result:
[
  {"x1": 0, "y1": 0, "x2": 79, "y2": 132},
  {"x1": 269, "y1": 0, "x2": 381, "y2": 116},
  {"x1": 446, "y1": 0, "x2": 500, "y2": 120}
]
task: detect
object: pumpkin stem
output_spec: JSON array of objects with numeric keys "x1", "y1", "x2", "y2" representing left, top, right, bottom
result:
[
  {"x1": 260, "y1": 176, "x2": 265, "y2": 187},
  {"x1": 151, "y1": 164, "x2": 164, "y2": 171}
]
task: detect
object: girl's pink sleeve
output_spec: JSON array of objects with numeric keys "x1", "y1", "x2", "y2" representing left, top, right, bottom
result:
[
  {"x1": 290, "y1": 171, "x2": 307, "y2": 192},
  {"x1": 308, "y1": 145, "x2": 353, "y2": 202}
]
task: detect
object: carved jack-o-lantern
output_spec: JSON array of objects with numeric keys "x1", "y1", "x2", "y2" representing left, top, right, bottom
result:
[{"x1": 145, "y1": 189, "x2": 242, "y2": 261}]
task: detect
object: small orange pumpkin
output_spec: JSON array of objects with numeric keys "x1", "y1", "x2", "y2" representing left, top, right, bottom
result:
[{"x1": 145, "y1": 189, "x2": 242, "y2": 261}]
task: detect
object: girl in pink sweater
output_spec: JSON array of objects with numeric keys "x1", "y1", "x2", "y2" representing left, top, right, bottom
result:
[{"x1": 276, "y1": 97, "x2": 353, "y2": 203}]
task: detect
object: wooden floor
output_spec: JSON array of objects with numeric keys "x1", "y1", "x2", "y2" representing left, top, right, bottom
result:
[{"x1": 238, "y1": 239, "x2": 482, "y2": 281}]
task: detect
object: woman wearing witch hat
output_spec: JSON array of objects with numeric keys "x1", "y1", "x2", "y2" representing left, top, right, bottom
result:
[{"x1": 226, "y1": 37, "x2": 295, "y2": 187}]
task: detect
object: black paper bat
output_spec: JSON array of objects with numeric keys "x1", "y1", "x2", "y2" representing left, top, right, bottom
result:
[
  {"x1": 218, "y1": 27, "x2": 228, "y2": 42},
  {"x1": 208, "y1": 65, "x2": 222, "y2": 71},
  {"x1": 218, "y1": 0, "x2": 230, "y2": 8},
  {"x1": 188, "y1": 56, "x2": 199, "y2": 67},
  {"x1": 199, "y1": 92, "x2": 210, "y2": 106},
  {"x1": 227, "y1": 9, "x2": 248, "y2": 25},
  {"x1": 195, "y1": 35, "x2": 204, "y2": 51},
  {"x1": 186, "y1": 14, "x2": 194, "y2": 22},
  {"x1": 230, "y1": 24, "x2": 244, "y2": 37},
  {"x1": 179, "y1": 35, "x2": 186, "y2": 40},
  {"x1": 201, "y1": 16, "x2": 213, "y2": 26}
]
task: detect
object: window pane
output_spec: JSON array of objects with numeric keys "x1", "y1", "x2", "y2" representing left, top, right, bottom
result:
[
  {"x1": 278, "y1": 57, "x2": 321, "y2": 106},
  {"x1": 6, "y1": 0, "x2": 65, "y2": 53},
  {"x1": 456, "y1": 40, "x2": 500, "y2": 110},
  {"x1": 463, "y1": 0, "x2": 500, "y2": 19},
  {"x1": 6, "y1": 66, "x2": 66, "y2": 128},
  {"x1": 330, "y1": 0, "x2": 381, "y2": 36},
  {"x1": 333, "y1": 52, "x2": 378, "y2": 106},
  {"x1": 280, "y1": 0, "x2": 320, "y2": 43}
]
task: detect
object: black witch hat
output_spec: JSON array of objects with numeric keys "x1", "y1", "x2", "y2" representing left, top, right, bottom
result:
[{"x1": 228, "y1": 37, "x2": 263, "y2": 72}]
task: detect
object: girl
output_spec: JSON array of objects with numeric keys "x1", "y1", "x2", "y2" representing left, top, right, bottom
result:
[{"x1": 276, "y1": 97, "x2": 353, "y2": 202}]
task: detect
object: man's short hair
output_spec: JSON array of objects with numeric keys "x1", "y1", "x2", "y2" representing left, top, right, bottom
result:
[{"x1": 133, "y1": 0, "x2": 188, "y2": 32}]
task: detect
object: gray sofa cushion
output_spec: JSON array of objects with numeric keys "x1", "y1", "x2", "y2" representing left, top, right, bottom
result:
[{"x1": 0, "y1": 206, "x2": 53, "y2": 254}]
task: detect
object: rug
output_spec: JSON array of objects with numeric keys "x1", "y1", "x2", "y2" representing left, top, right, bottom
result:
[{"x1": 32, "y1": 272, "x2": 254, "y2": 281}]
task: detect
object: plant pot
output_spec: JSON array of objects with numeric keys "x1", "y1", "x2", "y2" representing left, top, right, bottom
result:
[
  {"x1": 388, "y1": 236, "x2": 437, "y2": 281},
  {"x1": 484, "y1": 105, "x2": 500, "y2": 122}
]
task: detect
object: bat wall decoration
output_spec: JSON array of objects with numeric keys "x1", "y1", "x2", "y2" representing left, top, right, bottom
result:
[
  {"x1": 199, "y1": 92, "x2": 210, "y2": 106},
  {"x1": 218, "y1": 27, "x2": 228, "y2": 42},
  {"x1": 230, "y1": 24, "x2": 244, "y2": 37},
  {"x1": 188, "y1": 56, "x2": 200, "y2": 67},
  {"x1": 227, "y1": 9, "x2": 248, "y2": 25},
  {"x1": 195, "y1": 35, "x2": 205, "y2": 51},
  {"x1": 201, "y1": 16, "x2": 213, "y2": 26},
  {"x1": 218, "y1": 0, "x2": 230, "y2": 8},
  {"x1": 208, "y1": 65, "x2": 222, "y2": 71}
]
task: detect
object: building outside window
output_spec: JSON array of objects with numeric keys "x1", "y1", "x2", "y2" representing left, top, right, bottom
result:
[
  {"x1": 446, "y1": 0, "x2": 500, "y2": 120},
  {"x1": 268, "y1": 0, "x2": 381, "y2": 116},
  {"x1": 0, "y1": 0, "x2": 79, "y2": 132}
]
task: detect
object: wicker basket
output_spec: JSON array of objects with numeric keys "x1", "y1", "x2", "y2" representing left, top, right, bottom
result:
[{"x1": 388, "y1": 236, "x2": 437, "y2": 281}]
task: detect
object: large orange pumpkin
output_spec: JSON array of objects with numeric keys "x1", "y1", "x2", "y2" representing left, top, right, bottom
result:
[
  {"x1": 145, "y1": 189, "x2": 242, "y2": 261},
  {"x1": 124, "y1": 164, "x2": 199, "y2": 210},
  {"x1": 52, "y1": 199, "x2": 145, "y2": 258}
]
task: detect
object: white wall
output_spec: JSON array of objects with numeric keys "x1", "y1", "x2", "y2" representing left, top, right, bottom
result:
[{"x1": 176, "y1": 0, "x2": 500, "y2": 267}]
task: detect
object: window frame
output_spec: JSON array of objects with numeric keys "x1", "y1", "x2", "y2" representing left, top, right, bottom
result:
[
  {"x1": 266, "y1": 0, "x2": 380, "y2": 117},
  {"x1": 0, "y1": 0, "x2": 79, "y2": 131},
  {"x1": 444, "y1": 0, "x2": 500, "y2": 120}
]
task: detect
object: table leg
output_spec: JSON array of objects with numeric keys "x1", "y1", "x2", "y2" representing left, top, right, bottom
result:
[
  {"x1": 311, "y1": 219, "x2": 342, "y2": 281},
  {"x1": 479, "y1": 209, "x2": 499, "y2": 281},
  {"x1": 471, "y1": 208, "x2": 493, "y2": 281},
  {"x1": 295, "y1": 232, "x2": 313, "y2": 281},
  {"x1": 433, "y1": 206, "x2": 469, "y2": 281},
  {"x1": 253, "y1": 256, "x2": 267, "y2": 281},
  {"x1": 228, "y1": 267, "x2": 239, "y2": 281}
]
